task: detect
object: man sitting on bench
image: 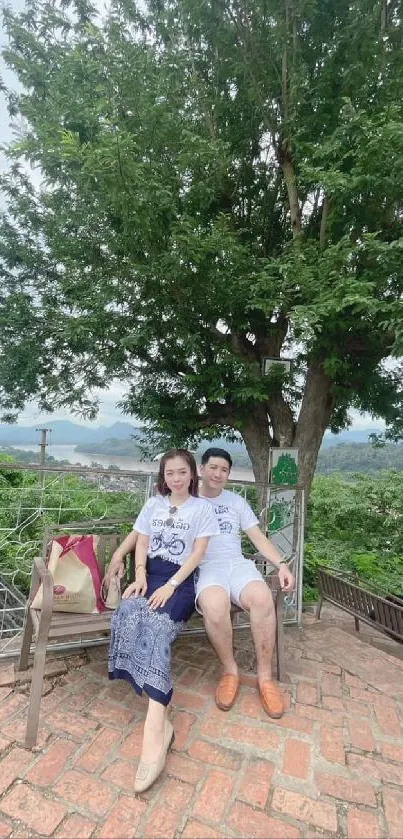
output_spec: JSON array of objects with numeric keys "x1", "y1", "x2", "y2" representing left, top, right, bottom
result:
[{"x1": 197, "y1": 447, "x2": 294, "y2": 718}]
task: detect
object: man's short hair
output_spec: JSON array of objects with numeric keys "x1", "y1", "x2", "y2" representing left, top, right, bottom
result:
[{"x1": 201, "y1": 447, "x2": 233, "y2": 469}]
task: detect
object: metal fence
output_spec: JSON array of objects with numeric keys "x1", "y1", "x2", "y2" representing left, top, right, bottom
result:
[{"x1": 0, "y1": 461, "x2": 304, "y2": 658}]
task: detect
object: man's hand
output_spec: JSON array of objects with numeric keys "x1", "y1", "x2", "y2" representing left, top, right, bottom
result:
[
  {"x1": 278, "y1": 563, "x2": 294, "y2": 592},
  {"x1": 122, "y1": 570, "x2": 147, "y2": 599}
]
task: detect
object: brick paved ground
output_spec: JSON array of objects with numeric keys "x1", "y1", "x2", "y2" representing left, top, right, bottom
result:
[{"x1": 0, "y1": 611, "x2": 403, "y2": 838}]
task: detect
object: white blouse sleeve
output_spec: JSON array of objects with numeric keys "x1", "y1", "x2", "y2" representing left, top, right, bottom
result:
[{"x1": 133, "y1": 498, "x2": 155, "y2": 536}]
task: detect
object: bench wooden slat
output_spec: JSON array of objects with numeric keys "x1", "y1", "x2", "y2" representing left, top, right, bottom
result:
[
  {"x1": 97, "y1": 536, "x2": 107, "y2": 574},
  {"x1": 31, "y1": 608, "x2": 112, "y2": 635}
]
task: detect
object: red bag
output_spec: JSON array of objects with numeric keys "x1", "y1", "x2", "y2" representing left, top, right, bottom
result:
[{"x1": 32, "y1": 535, "x2": 105, "y2": 614}]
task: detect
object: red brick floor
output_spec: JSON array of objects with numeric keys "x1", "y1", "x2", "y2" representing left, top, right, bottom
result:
[{"x1": 0, "y1": 612, "x2": 403, "y2": 838}]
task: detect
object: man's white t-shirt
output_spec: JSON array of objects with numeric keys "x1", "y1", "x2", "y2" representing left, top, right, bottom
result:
[
  {"x1": 200, "y1": 489, "x2": 259, "y2": 564},
  {"x1": 134, "y1": 494, "x2": 220, "y2": 566}
]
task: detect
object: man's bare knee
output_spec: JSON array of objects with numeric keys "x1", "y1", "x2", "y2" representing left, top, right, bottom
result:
[
  {"x1": 240, "y1": 582, "x2": 273, "y2": 614},
  {"x1": 199, "y1": 587, "x2": 231, "y2": 628}
]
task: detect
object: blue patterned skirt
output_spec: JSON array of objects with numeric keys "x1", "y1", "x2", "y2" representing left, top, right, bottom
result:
[{"x1": 108, "y1": 555, "x2": 195, "y2": 705}]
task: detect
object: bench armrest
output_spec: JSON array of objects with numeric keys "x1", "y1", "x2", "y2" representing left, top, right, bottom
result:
[{"x1": 30, "y1": 557, "x2": 54, "y2": 615}]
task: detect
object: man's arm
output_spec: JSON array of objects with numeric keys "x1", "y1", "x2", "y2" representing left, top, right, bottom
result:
[
  {"x1": 245, "y1": 525, "x2": 283, "y2": 567},
  {"x1": 245, "y1": 525, "x2": 295, "y2": 592}
]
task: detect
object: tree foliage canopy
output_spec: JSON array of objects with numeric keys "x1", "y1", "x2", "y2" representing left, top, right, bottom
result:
[{"x1": 1, "y1": 0, "x2": 403, "y2": 492}]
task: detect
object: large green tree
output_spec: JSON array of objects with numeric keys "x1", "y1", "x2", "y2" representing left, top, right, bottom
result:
[{"x1": 1, "y1": 0, "x2": 403, "y2": 500}]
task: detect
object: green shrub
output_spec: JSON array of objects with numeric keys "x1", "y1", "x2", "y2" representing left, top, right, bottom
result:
[{"x1": 304, "y1": 472, "x2": 403, "y2": 599}]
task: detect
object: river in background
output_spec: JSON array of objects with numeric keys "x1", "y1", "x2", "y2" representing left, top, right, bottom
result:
[{"x1": 10, "y1": 444, "x2": 255, "y2": 482}]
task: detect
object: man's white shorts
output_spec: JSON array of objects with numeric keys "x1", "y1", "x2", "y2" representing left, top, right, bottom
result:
[{"x1": 195, "y1": 557, "x2": 267, "y2": 611}]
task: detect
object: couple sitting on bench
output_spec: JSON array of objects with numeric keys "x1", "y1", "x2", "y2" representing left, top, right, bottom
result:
[{"x1": 105, "y1": 447, "x2": 294, "y2": 792}]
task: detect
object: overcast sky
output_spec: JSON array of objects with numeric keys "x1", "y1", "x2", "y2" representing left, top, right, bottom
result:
[{"x1": 0, "y1": 1, "x2": 384, "y2": 431}]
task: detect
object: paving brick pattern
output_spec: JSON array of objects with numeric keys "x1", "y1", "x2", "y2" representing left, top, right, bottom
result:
[{"x1": 0, "y1": 612, "x2": 402, "y2": 838}]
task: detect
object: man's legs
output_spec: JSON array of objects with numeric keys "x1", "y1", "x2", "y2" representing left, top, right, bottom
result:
[
  {"x1": 239, "y1": 581, "x2": 276, "y2": 682},
  {"x1": 198, "y1": 585, "x2": 240, "y2": 709},
  {"x1": 198, "y1": 586, "x2": 237, "y2": 674},
  {"x1": 239, "y1": 580, "x2": 284, "y2": 718}
]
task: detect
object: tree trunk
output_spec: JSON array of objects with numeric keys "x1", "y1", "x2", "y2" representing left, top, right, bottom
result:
[
  {"x1": 295, "y1": 359, "x2": 335, "y2": 501},
  {"x1": 241, "y1": 404, "x2": 271, "y2": 512},
  {"x1": 240, "y1": 363, "x2": 334, "y2": 516}
]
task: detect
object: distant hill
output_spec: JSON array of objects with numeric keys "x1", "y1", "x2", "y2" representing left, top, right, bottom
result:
[
  {"x1": 75, "y1": 436, "x2": 145, "y2": 457},
  {"x1": 317, "y1": 441, "x2": 403, "y2": 474},
  {"x1": 0, "y1": 420, "x2": 386, "y2": 470},
  {"x1": 3, "y1": 429, "x2": 401, "y2": 475},
  {"x1": 75, "y1": 436, "x2": 403, "y2": 474},
  {"x1": 76, "y1": 427, "x2": 384, "y2": 458},
  {"x1": 0, "y1": 446, "x2": 65, "y2": 464},
  {"x1": 0, "y1": 420, "x2": 137, "y2": 445},
  {"x1": 76, "y1": 435, "x2": 253, "y2": 468},
  {"x1": 321, "y1": 427, "x2": 383, "y2": 448}
]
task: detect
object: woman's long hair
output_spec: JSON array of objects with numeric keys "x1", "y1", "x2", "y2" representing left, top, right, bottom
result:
[{"x1": 156, "y1": 449, "x2": 199, "y2": 497}]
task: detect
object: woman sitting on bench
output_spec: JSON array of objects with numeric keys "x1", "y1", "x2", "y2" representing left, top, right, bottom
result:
[{"x1": 106, "y1": 449, "x2": 219, "y2": 792}]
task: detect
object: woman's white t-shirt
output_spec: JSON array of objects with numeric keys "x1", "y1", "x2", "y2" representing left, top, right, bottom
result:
[{"x1": 134, "y1": 494, "x2": 220, "y2": 565}]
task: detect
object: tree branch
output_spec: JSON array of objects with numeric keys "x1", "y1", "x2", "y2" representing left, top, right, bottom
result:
[
  {"x1": 267, "y1": 394, "x2": 295, "y2": 445},
  {"x1": 279, "y1": 148, "x2": 301, "y2": 236},
  {"x1": 380, "y1": 0, "x2": 387, "y2": 35},
  {"x1": 254, "y1": 311, "x2": 289, "y2": 358},
  {"x1": 222, "y1": 1, "x2": 279, "y2": 135},
  {"x1": 199, "y1": 399, "x2": 238, "y2": 427},
  {"x1": 282, "y1": 0, "x2": 291, "y2": 122},
  {"x1": 319, "y1": 195, "x2": 331, "y2": 249}
]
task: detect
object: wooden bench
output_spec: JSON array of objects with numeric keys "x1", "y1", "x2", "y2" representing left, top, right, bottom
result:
[
  {"x1": 316, "y1": 567, "x2": 403, "y2": 642},
  {"x1": 18, "y1": 520, "x2": 284, "y2": 747}
]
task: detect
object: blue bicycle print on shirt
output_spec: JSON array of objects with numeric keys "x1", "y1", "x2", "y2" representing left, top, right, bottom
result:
[{"x1": 151, "y1": 531, "x2": 186, "y2": 557}]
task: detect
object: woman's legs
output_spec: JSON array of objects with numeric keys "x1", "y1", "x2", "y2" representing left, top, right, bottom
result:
[
  {"x1": 140, "y1": 697, "x2": 169, "y2": 764},
  {"x1": 135, "y1": 697, "x2": 174, "y2": 791}
]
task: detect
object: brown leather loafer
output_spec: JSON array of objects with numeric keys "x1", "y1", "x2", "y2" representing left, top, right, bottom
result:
[
  {"x1": 259, "y1": 680, "x2": 285, "y2": 718},
  {"x1": 215, "y1": 674, "x2": 240, "y2": 711}
]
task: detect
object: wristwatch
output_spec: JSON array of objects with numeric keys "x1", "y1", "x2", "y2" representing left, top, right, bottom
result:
[{"x1": 168, "y1": 578, "x2": 179, "y2": 589}]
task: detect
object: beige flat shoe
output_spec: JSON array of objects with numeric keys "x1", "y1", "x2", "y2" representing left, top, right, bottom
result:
[{"x1": 134, "y1": 720, "x2": 175, "y2": 793}]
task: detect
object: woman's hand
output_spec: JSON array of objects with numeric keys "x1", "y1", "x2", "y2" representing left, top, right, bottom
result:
[
  {"x1": 147, "y1": 583, "x2": 174, "y2": 610},
  {"x1": 122, "y1": 569, "x2": 147, "y2": 599},
  {"x1": 104, "y1": 551, "x2": 125, "y2": 586}
]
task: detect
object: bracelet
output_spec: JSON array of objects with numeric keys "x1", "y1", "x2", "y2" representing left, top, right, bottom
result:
[
  {"x1": 136, "y1": 565, "x2": 146, "y2": 573},
  {"x1": 168, "y1": 578, "x2": 179, "y2": 589}
]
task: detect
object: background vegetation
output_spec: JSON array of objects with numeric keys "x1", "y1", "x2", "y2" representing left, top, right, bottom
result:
[
  {"x1": 1, "y1": 452, "x2": 402, "y2": 602},
  {"x1": 0, "y1": 454, "x2": 142, "y2": 590},
  {"x1": 304, "y1": 471, "x2": 403, "y2": 599}
]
